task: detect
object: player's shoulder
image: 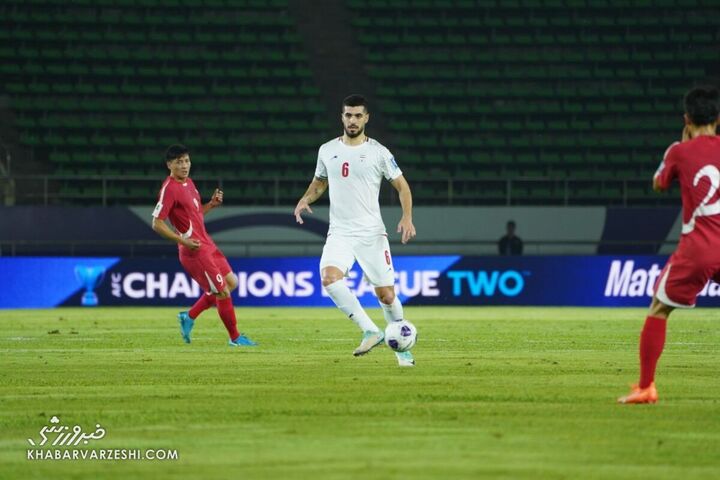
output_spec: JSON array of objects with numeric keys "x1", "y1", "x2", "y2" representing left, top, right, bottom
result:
[
  {"x1": 662, "y1": 141, "x2": 682, "y2": 160},
  {"x1": 159, "y1": 176, "x2": 174, "y2": 191},
  {"x1": 319, "y1": 137, "x2": 342, "y2": 154},
  {"x1": 159, "y1": 176, "x2": 190, "y2": 195},
  {"x1": 366, "y1": 138, "x2": 393, "y2": 157},
  {"x1": 157, "y1": 177, "x2": 177, "y2": 203},
  {"x1": 366, "y1": 137, "x2": 388, "y2": 150},
  {"x1": 665, "y1": 136, "x2": 720, "y2": 161}
]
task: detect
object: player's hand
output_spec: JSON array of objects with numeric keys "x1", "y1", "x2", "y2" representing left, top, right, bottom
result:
[
  {"x1": 181, "y1": 238, "x2": 201, "y2": 250},
  {"x1": 210, "y1": 188, "x2": 223, "y2": 207},
  {"x1": 294, "y1": 199, "x2": 313, "y2": 224},
  {"x1": 397, "y1": 217, "x2": 416, "y2": 244},
  {"x1": 682, "y1": 125, "x2": 692, "y2": 142}
]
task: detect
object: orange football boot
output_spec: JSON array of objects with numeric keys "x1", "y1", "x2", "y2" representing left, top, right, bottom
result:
[{"x1": 617, "y1": 382, "x2": 658, "y2": 404}]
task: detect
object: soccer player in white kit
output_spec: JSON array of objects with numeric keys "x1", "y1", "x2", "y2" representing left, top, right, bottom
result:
[{"x1": 294, "y1": 94, "x2": 417, "y2": 367}]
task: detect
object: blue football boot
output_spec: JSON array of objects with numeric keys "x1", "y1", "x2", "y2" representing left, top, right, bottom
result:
[
  {"x1": 228, "y1": 334, "x2": 258, "y2": 347},
  {"x1": 177, "y1": 311, "x2": 194, "y2": 344}
]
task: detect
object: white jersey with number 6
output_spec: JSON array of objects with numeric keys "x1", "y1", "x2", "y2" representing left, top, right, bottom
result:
[{"x1": 314, "y1": 137, "x2": 402, "y2": 237}]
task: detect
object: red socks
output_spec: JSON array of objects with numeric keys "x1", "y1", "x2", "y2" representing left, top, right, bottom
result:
[
  {"x1": 639, "y1": 316, "x2": 667, "y2": 388},
  {"x1": 188, "y1": 294, "x2": 240, "y2": 341},
  {"x1": 189, "y1": 294, "x2": 216, "y2": 320},
  {"x1": 216, "y1": 297, "x2": 240, "y2": 341}
]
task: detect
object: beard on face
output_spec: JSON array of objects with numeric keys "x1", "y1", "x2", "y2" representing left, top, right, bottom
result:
[{"x1": 344, "y1": 125, "x2": 364, "y2": 138}]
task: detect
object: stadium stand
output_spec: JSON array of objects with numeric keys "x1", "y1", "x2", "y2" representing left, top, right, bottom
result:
[
  {"x1": 0, "y1": 0, "x2": 326, "y2": 204},
  {"x1": 348, "y1": 0, "x2": 719, "y2": 204},
  {"x1": 0, "y1": 0, "x2": 718, "y2": 205}
]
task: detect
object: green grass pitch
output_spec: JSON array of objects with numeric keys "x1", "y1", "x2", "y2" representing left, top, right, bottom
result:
[{"x1": 1, "y1": 306, "x2": 719, "y2": 479}]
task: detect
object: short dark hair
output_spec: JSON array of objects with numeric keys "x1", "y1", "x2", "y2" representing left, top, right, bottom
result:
[
  {"x1": 507, "y1": 220, "x2": 516, "y2": 228},
  {"x1": 165, "y1": 144, "x2": 189, "y2": 162},
  {"x1": 342, "y1": 94, "x2": 368, "y2": 112},
  {"x1": 684, "y1": 86, "x2": 720, "y2": 126}
]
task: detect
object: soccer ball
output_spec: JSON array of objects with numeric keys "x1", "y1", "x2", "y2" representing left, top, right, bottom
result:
[{"x1": 384, "y1": 320, "x2": 417, "y2": 352}]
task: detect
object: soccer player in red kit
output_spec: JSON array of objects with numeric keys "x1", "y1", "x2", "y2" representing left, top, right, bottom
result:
[
  {"x1": 618, "y1": 87, "x2": 720, "y2": 404},
  {"x1": 151, "y1": 144, "x2": 256, "y2": 347}
]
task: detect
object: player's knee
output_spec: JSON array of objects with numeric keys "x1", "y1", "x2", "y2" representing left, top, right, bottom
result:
[
  {"x1": 377, "y1": 288, "x2": 395, "y2": 305},
  {"x1": 225, "y1": 273, "x2": 238, "y2": 291},
  {"x1": 321, "y1": 269, "x2": 343, "y2": 287},
  {"x1": 321, "y1": 275, "x2": 342, "y2": 287},
  {"x1": 649, "y1": 296, "x2": 674, "y2": 319},
  {"x1": 215, "y1": 288, "x2": 231, "y2": 300}
]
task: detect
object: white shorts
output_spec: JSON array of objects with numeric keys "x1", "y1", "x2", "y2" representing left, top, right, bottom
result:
[{"x1": 319, "y1": 234, "x2": 395, "y2": 287}]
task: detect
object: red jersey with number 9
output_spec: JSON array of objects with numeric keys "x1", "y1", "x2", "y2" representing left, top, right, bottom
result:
[
  {"x1": 654, "y1": 135, "x2": 720, "y2": 254},
  {"x1": 152, "y1": 176, "x2": 216, "y2": 257}
]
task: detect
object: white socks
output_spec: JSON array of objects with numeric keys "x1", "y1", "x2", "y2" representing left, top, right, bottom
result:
[
  {"x1": 379, "y1": 296, "x2": 404, "y2": 324},
  {"x1": 325, "y1": 280, "x2": 379, "y2": 333}
]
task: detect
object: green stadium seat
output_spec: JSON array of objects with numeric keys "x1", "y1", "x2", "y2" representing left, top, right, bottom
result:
[{"x1": 2, "y1": 0, "x2": 717, "y2": 205}]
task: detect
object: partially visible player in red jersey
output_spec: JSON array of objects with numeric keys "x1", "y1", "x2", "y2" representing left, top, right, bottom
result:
[
  {"x1": 151, "y1": 144, "x2": 257, "y2": 347},
  {"x1": 619, "y1": 87, "x2": 720, "y2": 404}
]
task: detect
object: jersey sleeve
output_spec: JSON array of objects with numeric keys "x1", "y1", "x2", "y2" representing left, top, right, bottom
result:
[
  {"x1": 379, "y1": 146, "x2": 403, "y2": 181},
  {"x1": 152, "y1": 182, "x2": 174, "y2": 220},
  {"x1": 654, "y1": 142, "x2": 680, "y2": 190},
  {"x1": 314, "y1": 147, "x2": 328, "y2": 180}
]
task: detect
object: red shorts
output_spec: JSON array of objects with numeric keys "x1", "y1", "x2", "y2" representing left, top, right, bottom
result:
[
  {"x1": 179, "y1": 247, "x2": 232, "y2": 294},
  {"x1": 654, "y1": 250, "x2": 720, "y2": 308}
]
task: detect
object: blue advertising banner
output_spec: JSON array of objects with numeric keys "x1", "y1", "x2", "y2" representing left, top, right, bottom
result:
[{"x1": 2, "y1": 256, "x2": 720, "y2": 309}]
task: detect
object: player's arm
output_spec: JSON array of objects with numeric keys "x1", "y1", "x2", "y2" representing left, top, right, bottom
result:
[
  {"x1": 203, "y1": 188, "x2": 223, "y2": 214},
  {"x1": 294, "y1": 176, "x2": 328, "y2": 224},
  {"x1": 654, "y1": 125, "x2": 691, "y2": 190},
  {"x1": 653, "y1": 140, "x2": 681, "y2": 192},
  {"x1": 391, "y1": 174, "x2": 416, "y2": 244},
  {"x1": 653, "y1": 159, "x2": 671, "y2": 192},
  {"x1": 652, "y1": 175, "x2": 664, "y2": 192},
  {"x1": 151, "y1": 217, "x2": 200, "y2": 250}
]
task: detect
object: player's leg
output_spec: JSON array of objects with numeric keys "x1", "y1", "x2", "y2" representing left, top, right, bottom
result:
[
  {"x1": 376, "y1": 287, "x2": 402, "y2": 322},
  {"x1": 177, "y1": 292, "x2": 216, "y2": 344},
  {"x1": 618, "y1": 296, "x2": 672, "y2": 404},
  {"x1": 177, "y1": 255, "x2": 209, "y2": 343},
  {"x1": 218, "y1": 286, "x2": 256, "y2": 347},
  {"x1": 320, "y1": 236, "x2": 382, "y2": 355},
  {"x1": 641, "y1": 296, "x2": 674, "y2": 385},
  {"x1": 179, "y1": 253, "x2": 230, "y2": 342},
  {"x1": 181, "y1": 262, "x2": 237, "y2": 339},
  {"x1": 375, "y1": 285, "x2": 414, "y2": 367},
  {"x1": 178, "y1": 270, "x2": 237, "y2": 342},
  {"x1": 618, "y1": 258, "x2": 706, "y2": 404},
  {"x1": 357, "y1": 236, "x2": 415, "y2": 366},
  {"x1": 188, "y1": 294, "x2": 217, "y2": 320},
  {"x1": 211, "y1": 249, "x2": 256, "y2": 347},
  {"x1": 179, "y1": 251, "x2": 254, "y2": 346},
  {"x1": 354, "y1": 236, "x2": 399, "y2": 322},
  {"x1": 324, "y1": 266, "x2": 385, "y2": 356}
]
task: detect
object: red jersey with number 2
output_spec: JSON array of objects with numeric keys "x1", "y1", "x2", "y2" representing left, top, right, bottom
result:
[{"x1": 654, "y1": 135, "x2": 720, "y2": 256}]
